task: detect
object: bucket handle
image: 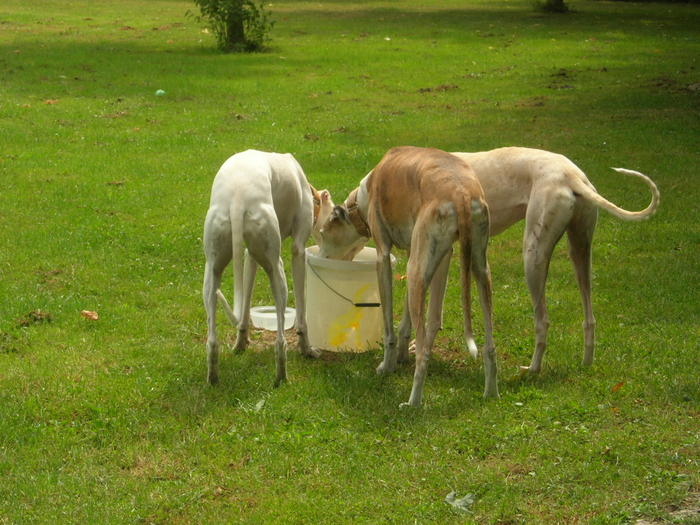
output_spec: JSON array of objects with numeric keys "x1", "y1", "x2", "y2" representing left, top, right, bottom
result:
[{"x1": 307, "y1": 260, "x2": 381, "y2": 308}]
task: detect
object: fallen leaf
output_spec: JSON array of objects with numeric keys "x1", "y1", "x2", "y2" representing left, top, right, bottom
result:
[
  {"x1": 43, "y1": 99, "x2": 59, "y2": 105},
  {"x1": 611, "y1": 381, "x2": 625, "y2": 393},
  {"x1": 395, "y1": 273, "x2": 406, "y2": 281},
  {"x1": 80, "y1": 310, "x2": 99, "y2": 321}
]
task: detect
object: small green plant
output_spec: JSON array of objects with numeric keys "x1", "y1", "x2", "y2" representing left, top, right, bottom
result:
[{"x1": 189, "y1": 0, "x2": 273, "y2": 52}]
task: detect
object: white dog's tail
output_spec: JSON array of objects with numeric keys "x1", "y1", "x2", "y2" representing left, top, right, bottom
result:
[
  {"x1": 456, "y1": 195, "x2": 479, "y2": 360},
  {"x1": 216, "y1": 289, "x2": 238, "y2": 326},
  {"x1": 571, "y1": 167, "x2": 660, "y2": 221},
  {"x1": 229, "y1": 205, "x2": 247, "y2": 323}
]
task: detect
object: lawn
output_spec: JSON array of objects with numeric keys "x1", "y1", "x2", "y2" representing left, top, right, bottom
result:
[{"x1": 0, "y1": 0, "x2": 698, "y2": 523}]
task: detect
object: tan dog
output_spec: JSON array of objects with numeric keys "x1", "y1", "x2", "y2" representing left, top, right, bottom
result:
[
  {"x1": 446, "y1": 147, "x2": 659, "y2": 373},
  {"x1": 319, "y1": 146, "x2": 498, "y2": 407}
]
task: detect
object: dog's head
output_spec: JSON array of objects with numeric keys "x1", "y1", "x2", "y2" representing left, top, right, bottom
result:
[
  {"x1": 317, "y1": 189, "x2": 369, "y2": 260},
  {"x1": 311, "y1": 187, "x2": 334, "y2": 243}
]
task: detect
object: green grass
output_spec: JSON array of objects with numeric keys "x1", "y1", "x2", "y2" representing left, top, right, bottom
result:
[{"x1": 1, "y1": 0, "x2": 699, "y2": 522}]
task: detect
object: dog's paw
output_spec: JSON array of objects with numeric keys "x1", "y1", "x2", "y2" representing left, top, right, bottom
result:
[
  {"x1": 233, "y1": 331, "x2": 249, "y2": 354},
  {"x1": 301, "y1": 346, "x2": 321, "y2": 359},
  {"x1": 399, "y1": 400, "x2": 419, "y2": 409},
  {"x1": 518, "y1": 365, "x2": 540, "y2": 376},
  {"x1": 376, "y1": 361, "x2": 396, "y2": 376},
  {"x1": 483, "y1": 388, "x2": 500, "y2": 400}
]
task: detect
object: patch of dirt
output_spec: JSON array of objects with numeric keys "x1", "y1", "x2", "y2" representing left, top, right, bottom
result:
[
  {"x1": 245, "y1": 328, "x2": 355, "y2": 361},
  {"x1": 649, "y1": 76, "x2": 700, "y2": 95},
  {"x1": 16, "y1": 309, "x2": 52, "y2": 327},
  {"x1": 418, "y1": 84, "x2": 459, "y2": 93},
  {"x1": 516, "y1": 96, "x2": 548, "y2": 108},
  {"x1": 547, "y1": 68, "x2": 576, "y2": 90},
  {"x1": 635, "y1": 493, "x2": 700, "y2": 524},
  {"x1": 37, "y1": 268, "x2": 63, "y2": 288}
]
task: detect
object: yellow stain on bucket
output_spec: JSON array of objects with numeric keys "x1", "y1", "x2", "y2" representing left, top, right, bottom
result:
[{"x1": 327, "y1": 284, "x2": 372, "y2": 347}]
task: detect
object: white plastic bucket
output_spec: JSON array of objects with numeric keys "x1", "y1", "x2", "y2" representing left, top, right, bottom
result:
[
  {"x1": 305, "y1": 245, "x2": 394, "y2": 351},
  {"x1": 250, "y1": 306, "x2": 296, "y2": 331}
]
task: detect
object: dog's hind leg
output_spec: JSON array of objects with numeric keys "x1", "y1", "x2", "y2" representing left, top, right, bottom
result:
[
  {"x1": 233, "y1": 251, "x2": 257, "y2": 353},
  {"x1": 522, "y1": 186, "x2": 575, "y2": 374},
  {"x1": 403, "y1": 214, "x2": 454, "y2": 408},
  {"x1": 470, "y1": 200, "x2": 498, "y2": 399},
  {"x1": 397, "y1": 293, "x2": 412, "y2": 364},
  {"x1": 398, "y1": 249, "x2": 450, "y2": 364},
  {"x1": 567, "y1": 206, "x2": 597, "y2": 366},
  {"x1": 427, "y1": 249, "x2": 451, "y2": 349},
  {"x1": 203, "y1": 261, "x2": 224, "y2": 384},
  {"x1": 246, "y1": 207, "x2": 288, "y2": 386},
  {"x1": 203, "y1": 209, "x2": 231, "y2": 385},
  {"x1": 396, "y1": 246, "x2": 416, "y2": 365},
  {"x1": 268, "y1": 257, "x2": 289, "y2": 387}
]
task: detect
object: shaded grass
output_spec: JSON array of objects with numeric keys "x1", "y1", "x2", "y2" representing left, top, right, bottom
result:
[{"x1": 1, "y1": 0, "x2": 699, "y2": 523}]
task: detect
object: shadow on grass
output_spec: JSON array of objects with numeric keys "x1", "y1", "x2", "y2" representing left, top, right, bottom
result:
[
  {"x1": 274, "y1": 4, "x2": 699, "y2": 39},
  {"x1": 3, "y1": 1, "x2": 698, "y2": 99}
]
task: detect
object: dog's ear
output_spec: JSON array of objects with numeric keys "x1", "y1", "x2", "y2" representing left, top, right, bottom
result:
[
  {"x1": 320, "y1": 189, "x2": 330, "y2": 202},
  {"x1": 309, "y1": 184, "x2": 321, "y2": 203}
]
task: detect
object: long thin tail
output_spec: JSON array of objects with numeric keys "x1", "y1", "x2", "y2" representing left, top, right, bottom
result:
[
  {"x1": 456, "y1": 194, "x2": 479, "y2": 360},
  {"x1": 216, "y1": 289, "x2": 238, "y2": 326},
  {"x1": 230, "y1": 205, "x2": 246, "y2": 322},
  {"x1": 571, "y1": 167, "x2": 660, "y2": 221}
]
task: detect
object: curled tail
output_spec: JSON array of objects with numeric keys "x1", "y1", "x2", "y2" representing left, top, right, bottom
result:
[
  {"x1": 456, "y1": 194, "x2": 479, "y2": 359},
  {"x1": 571, "y1": 167, "x2": 660, "y2": 221}
]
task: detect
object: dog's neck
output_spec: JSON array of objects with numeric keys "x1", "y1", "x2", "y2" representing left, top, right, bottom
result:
[{"x1": 345, "y1": 186, "x2": 371, "y2": 238}]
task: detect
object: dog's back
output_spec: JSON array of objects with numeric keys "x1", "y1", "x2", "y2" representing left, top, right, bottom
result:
[
  {"x1": 368, "y1": 146, "x2": 485, "y2": 246},
  {"x1": 209, "y1": 150, "x2": 309, "y2": 237}
]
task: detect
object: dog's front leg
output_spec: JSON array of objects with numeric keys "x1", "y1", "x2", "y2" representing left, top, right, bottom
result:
[
  {"x1": 376, "y1": 247, "x2": 397, "y2": 375},
  {"x1": 291, "y1": 238, "x2": 320, "y2": 358}
]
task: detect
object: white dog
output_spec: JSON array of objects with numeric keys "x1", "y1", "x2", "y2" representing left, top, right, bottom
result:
[
  {"x1": 412, "y1": 147, "x2": 657, "y2": 373},
  {"x1": 319, "y1": 146, "x2": 498, "y2": 407},
  {"x1": 202, "y1": 150, "x2": 333, "y2": 386}
]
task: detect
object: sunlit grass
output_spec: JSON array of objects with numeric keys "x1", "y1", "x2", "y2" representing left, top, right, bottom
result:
[{"x1": 0, "y1": 0, "x2": 698, "y2": 522}]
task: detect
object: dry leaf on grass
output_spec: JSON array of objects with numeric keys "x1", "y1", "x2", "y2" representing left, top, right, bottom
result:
[{"x1": 80, "y1": 310, "x2": 99, "y2": 321}]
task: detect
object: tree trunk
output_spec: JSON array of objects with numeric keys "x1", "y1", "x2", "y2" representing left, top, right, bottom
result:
[
  {"x1": 543, "y1": 0, "x2": 568, "y2": 12},
  {"x1": 225, "y1": 11, "x2": 245, "y2": 49}
]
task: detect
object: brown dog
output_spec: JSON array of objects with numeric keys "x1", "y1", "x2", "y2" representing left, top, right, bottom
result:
[{"x1": 318, "y1": 146, "x2": 498, "y2": 407}]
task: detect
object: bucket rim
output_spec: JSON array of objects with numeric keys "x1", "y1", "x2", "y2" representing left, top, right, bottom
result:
[{"x1": 306, "y1": 245, "x2": 394, "y2": 271}]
